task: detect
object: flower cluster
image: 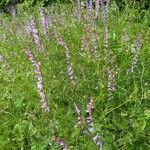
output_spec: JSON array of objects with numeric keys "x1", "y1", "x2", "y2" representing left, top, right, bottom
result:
[
  {"x1": 81, "y1": 23, "x2": 99, "y2": 62},
  {"x1": 74, "y1": 102, "x2": 82, "y2": 126},
  {"x1": 26, "y1": 16, "x2": 44, "y2": 52},
  {"x1": 74, "y1": 96, "x2": 102, "y2": 149},
  {"x1": 86, "y1": 97, "x2": 103, "y2": 149},
  {"x1": 100, "y1": 0, "x2": 110, "y2": 61},
  {"x1": 56, "y1": 35, "x2": 76, "y2": 87},
  {"x1": 95, "y1": 0, "x2": 100, "y2": 18},
  {"x1": 39, "y1": 8, "x2": 50, "y2": 39},
  {"x1": 93, "y1": 133, "x2": 103, "y2": 150},
  {"x1": 107, "y1": 67, "x2": 117, "y2": 100},
  {"x1": 127, "y1": 35, "x2": 142, "y2": 74},
  {"x1": 86, "y1": 97, "x2": 94, "y2": 133},
  {"x1": 24, "y1": 49, "x2": 50, "y2": 112},
  {"x1": 53, "y1": 136, "x2": 68, "y2": 150},
  {"x1": 9, "y1": 5, "x2": 17, "y2": 20},
  {"x1": 76, "y1": 0, "x2": 81, "y2": 20}
]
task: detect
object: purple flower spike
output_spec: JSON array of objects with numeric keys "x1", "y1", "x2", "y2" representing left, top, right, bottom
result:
[{"x1": 25, "y1": 49, "x2": 50, "y2": 112}]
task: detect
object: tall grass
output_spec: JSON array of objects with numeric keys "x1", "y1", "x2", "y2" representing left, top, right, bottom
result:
[{"x1": 0, "y1": 1, "x2": 150, "y2": 150}]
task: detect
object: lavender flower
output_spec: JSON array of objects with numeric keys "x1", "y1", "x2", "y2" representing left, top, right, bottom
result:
[
  {"x1": 93, "y1": 133, "x2": 103, "y2": 150},
  {"x1": 87, "y1": 0, "x2": 93, "y2": 10},
  {"x1": 77, "y1": 0, "x2": 81, "y2": 20},
  {"x1": 26, "y1": 21, "x2": 32, "y2": 37},
  {"x1": 86, "y1": 97, "x2": 94, "y2": 133},
  {"x1": 107, "y1": 67, "x2": 116, "y2": 100},
  {"x1": 95, "y1": 0, "x2": 100, "y2": 18},
  {"x1": 24, "y1": 49, "x2": 50, "y2": 112},
  {"x1": 91, "y1": 26, "x2": 99, "y2": 61},
  {"x1": 39, "y1": 8, "x2": 50, "y2": 39},
  {"x1": 73, "y1": 96, "x2": 103, "y2": 149},
  {"x1": 47, "y1": 10, "x2": 54, "y2": 28},
  {"x1": 100, "y1": 0, "x2": 110, "y2": 24},
  {"x1": 100, "y1": 0, "x2": 110, "y2": 59},
  {"x1": 81, "y1": 24, "x2": 99, "y2": 62},
  {"x1": 53, "y1": 136, "x2": 69, "y2": 150},
  {"x1": 9, "y1": 5, "x2": 17, "y2": 20},
  {"x1": 56, "y1": 35, "x2": 76, "y2": 87},
  {"x1": 86, "y1": 0, "x2": 94, "y2": 22},
  {"x1": 86, "y1": 97, "x2": 103, "y2": 149},
  {"x1": 74, "y1": 103, "x2": 81, "y2": 126},
  {"x1": 127, "y1": 35, "x2": 142, "y2": 74},
  {"x1": 26, "y1": 16, "x2": 44, "y2": 52}
]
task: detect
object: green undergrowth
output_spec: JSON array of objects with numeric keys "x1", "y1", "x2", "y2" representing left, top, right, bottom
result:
[{"x1": 0, "y1": 2, "x2": 150, "y2": 150}]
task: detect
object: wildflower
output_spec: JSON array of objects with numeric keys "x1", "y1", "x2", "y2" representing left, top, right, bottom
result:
[
  {"x1": 95, "y1": 0, "x2": 100, "y2": 18},
  {"x1": 86, "y1": 0, "x2": 94, "y2": 22},
  {"x1": 100, "y1": 0, "x2": 110, "y2": 24},
  {"x1": 93, "y1": 133, "x2": 103, "y2": 150},
  {"x1": 39, "y1": 8, "x2": 50, "y2": 39},
  {"x1": 53, "y1": 136, "x2": 69, "y2": 150},
  {"x1": 47, "y1": 10, "x2": 54, "y2": 28},
  {"x1": 26, "y1": 21, "x2": 32, "y2": 37},
  {"x1": 106, "y1": 52, "x2": 118, "y2": 100},
  {"x1": 74, "y1": 103, "x2": 81, "y2": 126},
  {"x1": 87, "y1": 0, "x2": 94, "y2": 10},
  {"x1": 100, "y1": 0, "x2": 110, "y2": 58},
  {"x1": 24, "y1": 49, "x2": 50, "y2": 112},
  {"x1": 86, "y1": 97, "x2": 103, "y2": 149},
  {"x1": 56, "y1": 35, "x2": 76, "y2": 87},
  {"x1": 77, "y1": 0, "x2": 81, "y2": 20},
  {"x1": 86, "y1": 97, "x2": 94, "y2": 133},
  {"x1": 81, "y1": 24, "x2": 99, "y2": 62},
  {"x1": 26, "y1": 16, "x2": 44, "y2": 52},
  {"x1": 127, "y1": 35, "x2": 142, "y2": 74},
  {"x1": 107, "y1": 67, "x2": 116, "y2": 100},
  {"x1": 9, "y1": 5, "x2": 17, "y2": 20}
]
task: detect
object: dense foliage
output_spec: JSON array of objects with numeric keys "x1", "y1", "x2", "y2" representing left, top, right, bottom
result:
[
  {"x1": 0, "y1": 0, "x2": 150, "y2": 12},
  {"x1": 0, "y1": 0, "x2": 150, "y2": 150}
]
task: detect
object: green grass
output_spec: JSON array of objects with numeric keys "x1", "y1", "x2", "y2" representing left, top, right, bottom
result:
[{"x1": 0, "y1": 2, "x2": 150, "y2": 150}]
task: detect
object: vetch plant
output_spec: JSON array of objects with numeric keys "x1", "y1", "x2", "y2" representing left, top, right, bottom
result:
[
  {"x1": 81, "y1": 20, "x2": 99, "y2": 62},
  {"x1": 76, "y1": 0, "x2": 81, "y2": 20},
  {"x1": 56, "y1": 34, "x2": 76, "y2": 88},
  {"x1": 86, "y1": 97, "x2": 94, "y2": 133},
  {"x1": 24, "y1": 49, "x2": 50, "y2": 112},
  {"x1": 93, "y1": 133, "x2": 103, "y2": 150},
  {"x1": 9, "y1": 5, "x2": 17, "y2": 21},
  {"x1": 0, "y1": 1, "x2": 149, "y2": 150},
  {"x1": 39, "y1": 8, "x2": 50, "y2": 39},
  {"x1": 74, "y1": 102, "x2": 82, "y2": 126},
  {"x1": 95, "y1": 0, "x2": 100, "y2": 18},
  {"x1": 74, "y1": 97, "x2": 103, "y2": 149},
  {"x1": 127, "y1": 35, "x2": 143, "y2": 74},
  {"x1": 53, "y1": 136, "x2": 69, "y2": 150},
  {"x1": 26, "y1": 16, "x2": 44, "y2": 52},
  {"x1": 86, "y1": 97, "x2": 103, "y2": 149}
]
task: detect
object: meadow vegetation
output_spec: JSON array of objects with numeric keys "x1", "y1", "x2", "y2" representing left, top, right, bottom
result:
[{"x1": 0, "y1": 1, "x2": 150, "y2": 149}]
